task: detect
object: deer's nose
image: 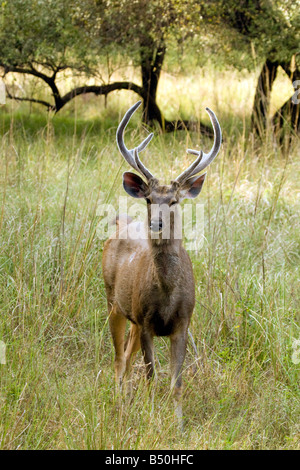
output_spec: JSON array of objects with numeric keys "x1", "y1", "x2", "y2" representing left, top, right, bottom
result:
[{"x1": 150, "y1": 218, "x2": 163, "y2": 233}]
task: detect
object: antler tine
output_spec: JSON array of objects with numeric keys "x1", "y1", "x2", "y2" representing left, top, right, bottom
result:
[
  {"x1": 176, "y1": 108, "x2": 222, "y2": 184},
  {"x1": 132, "y1": 148, "x2": 154, "y2": 180},
  {"x1": 116, "y1": 101, "x2": 154, "y2": 180},
  {"x1": 174, "y1": 151, "x2": 203, "y2": 184}
]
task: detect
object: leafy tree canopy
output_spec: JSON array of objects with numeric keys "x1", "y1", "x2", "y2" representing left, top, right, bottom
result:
[
  {"x1": 0, "y1": 0, "x2": 93, "y2": 73},
  {"x1": 217, "y1": 0, "x2": 299, "y2": 67}
]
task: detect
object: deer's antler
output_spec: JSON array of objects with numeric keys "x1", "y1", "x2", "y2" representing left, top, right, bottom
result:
[
  {"x1": 175, "y1": 108, "x2": 222, "y2": 184},
  {"x1": 116, "y1": 101, "x2": 154, "y2": 181},
  {"x1": 117, "y1": 102, "x2": 221, "y2": 185}
]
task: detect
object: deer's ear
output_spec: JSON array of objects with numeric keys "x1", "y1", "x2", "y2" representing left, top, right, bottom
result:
[
  {"x1": 180, "y1": 173, "x2": 206, "y2": 199},
  {"x1": 123, "y1": 172, "x2": 148, "y2": 198}
]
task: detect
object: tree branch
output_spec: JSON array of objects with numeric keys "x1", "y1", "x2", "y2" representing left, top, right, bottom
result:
[
  {"x1": 58, "y1": 81, "x2": 144, "y2": 111},
  {"x1": 2, "y1": 63, "x2": 64, "y2": 109},
  {"x1": 5, "y1": 89, "x2": 54, "y2": 110},
  {"x1": 4, "y1": 68, "x2": 214, "y2": 136},
  {"x1": 3, "y1": 64, "x2": 52, "y2": 83}
]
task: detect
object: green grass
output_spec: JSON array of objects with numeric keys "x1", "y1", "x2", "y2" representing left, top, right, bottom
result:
[{"x1": 0, "y1": 78, "x2": 299, "y2": 449}]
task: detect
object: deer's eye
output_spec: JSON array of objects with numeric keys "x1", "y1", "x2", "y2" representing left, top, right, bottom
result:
[{"x1": 170, "y1": 200, "x2": 177, "y2": 206}]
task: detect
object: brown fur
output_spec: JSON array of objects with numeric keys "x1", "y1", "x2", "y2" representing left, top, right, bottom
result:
[
  {"x1": 102, "y1": 177, "x2": 205, "y2": 425},
  {"x1": 104, "y1": 101, "x2": 221, "y2": 427}
]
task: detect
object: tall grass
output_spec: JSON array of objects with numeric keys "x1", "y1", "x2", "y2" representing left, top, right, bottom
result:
[{"x1": 0, "y1": 66, "x2": 299, "y2": 449}]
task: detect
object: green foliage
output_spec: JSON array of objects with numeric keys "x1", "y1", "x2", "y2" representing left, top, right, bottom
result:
[
  {"x1": 0, "y1": 0, "x2": 91, "y2": 70},
  {"x1": 217, "y1": 0, "x2": 300, "y2": 66},
  {"x1": 1, "y1": 0, "x2": 299, "y2": 83},
  {"x1": 79, "y1": 0, "x2": 206, "y2": 67}
]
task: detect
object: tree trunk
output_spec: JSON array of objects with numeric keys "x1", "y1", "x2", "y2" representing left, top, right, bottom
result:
[
  {"x1": 139, "y1": 35, "x2": 166, "y2": 126},
  {"x1": 138, "y1": 35, "x2": 213, "y2": 135},
  {"x1": 251, "y1": 58, "x2": 279, "y2": 136},
  {"x1": 272, "y1": 65, "x2": 300, "y2": 138}
]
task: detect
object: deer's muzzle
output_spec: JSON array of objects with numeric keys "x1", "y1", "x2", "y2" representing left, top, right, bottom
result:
[{"x1": 150, "y1": 218, "x2": 163, "y2": 233}]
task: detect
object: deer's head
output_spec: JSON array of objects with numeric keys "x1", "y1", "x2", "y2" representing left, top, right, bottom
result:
[{"x1": 117, "y1": 101, "x2": 222, "y2": 243}]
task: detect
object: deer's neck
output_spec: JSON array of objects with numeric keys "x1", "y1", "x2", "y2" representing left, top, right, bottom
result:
[{"x1": 150, "y1": 240, "x2": 182, "y2": 292}]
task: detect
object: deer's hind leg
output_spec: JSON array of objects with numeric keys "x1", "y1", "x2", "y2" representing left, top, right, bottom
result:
[
  {"x1": 170, "y1": 327, "x2": 189, "y2": 430},
  {"x1": 108, "y1": 303, "x2": 127, "y2": 387}
]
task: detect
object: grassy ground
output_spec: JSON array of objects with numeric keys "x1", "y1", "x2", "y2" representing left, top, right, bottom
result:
[{"x1": 0, "y1": 66, "x2": 299, "y2": 449}]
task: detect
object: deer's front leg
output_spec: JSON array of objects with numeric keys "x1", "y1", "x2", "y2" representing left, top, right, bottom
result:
[
  {"x1": 140, "y1": 328, "x2": 155, "y2": 380},
  {"x1": 125, "y1": 323, "x2": 141, "y2": 373},
  {"x1": 170, "y1": 329, "x2": 188, "y2": 427}
]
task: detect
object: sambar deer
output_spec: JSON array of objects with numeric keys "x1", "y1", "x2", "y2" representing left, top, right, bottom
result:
[{"x1": 102, "y1": 101, "x2": 221, "y2": 426}]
